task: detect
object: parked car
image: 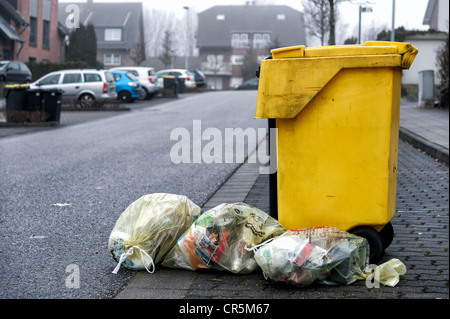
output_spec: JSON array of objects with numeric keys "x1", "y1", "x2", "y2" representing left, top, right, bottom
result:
[
  {"x1": 156, "y1": 69, "x2": 196, "y2": 91},
  {"x1": 0, "y1": 60, "x2": 32, "y2": 83},
  {"x1": 235, "y1": 77, "x2": 259, "y2": 90},
  {"x1": 29, "y1": 69, "x2": 117, "y2": 108},
  {"x1": 110, "y1": 66, "x2": 159, "y2": 100},
  {"x1": 189, "y1": 69, "x2": 206, "y2": 88},
  {"x1": 111, "y1": 71, "x2": 141, "y2": 103}
]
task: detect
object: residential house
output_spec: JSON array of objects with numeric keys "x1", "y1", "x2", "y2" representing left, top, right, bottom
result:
[
  {"x1": 197, "y1": 4, "x2": 306, "y2": 90},
  {"x1": 58, "y1": 0, "x2": 145, "y2": 69},
  {"x1": 423, "y1": 0, "x2": 449, "y2": 32},
  {"x1": 0, "y1": 0, "x2": 66, "y2": 63},
  {"x1": 402, "y1": 0, "x2": 448, "y2": 86},
  {"x1": 402, "y1": 33, "x2": 447, "y2": 86}
]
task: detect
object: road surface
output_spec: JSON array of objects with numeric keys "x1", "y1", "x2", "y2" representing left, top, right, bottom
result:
[{"x1": 0, "y1": 90, "x2": 266, "y2": 298}]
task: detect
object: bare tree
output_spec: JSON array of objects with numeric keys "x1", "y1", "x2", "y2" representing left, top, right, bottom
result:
[
  {"x1": 302, "y1": 0, "x2": 330, "y2": 46},
  {"x1": 143, "y1": 7, "x2": 198, "y2": 59},
  {"x1": 328, "y1": 0, "x2": 348, "y2": 45},
  {"x1": 130, "y1": 43, "x2": 144, "y2": 66},
  {"x1": 159, "y1": 31, "x2": 176, "y2": 68},
  {"x1": 303, "y1": 0, "x2": 348, "y2": 46}
]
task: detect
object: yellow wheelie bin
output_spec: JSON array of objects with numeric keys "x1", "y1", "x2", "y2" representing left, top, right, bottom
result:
[{"x1": 255, "y1": 41, "x2": 418, "y2": 263}]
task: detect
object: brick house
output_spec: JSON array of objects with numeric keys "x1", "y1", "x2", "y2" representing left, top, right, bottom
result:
[
  {"x1": 0, "y1": 0, "x2": 66, "y2": 63},
  {"x1": 197, "y1": 4, "x2": 306, "y2": 90},
  {"x1": 58, "y1": 0, "x2": 145, "y2": 69}
]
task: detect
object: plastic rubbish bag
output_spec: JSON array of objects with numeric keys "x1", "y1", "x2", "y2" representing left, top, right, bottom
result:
[
  {"x1": 372, "y1": 258, "x2": 407, "y2": 287},
  {"x1": 162, "y1": 203, "x2": 285, "y2": 274},
  {"x1": 254, "y1": 227, "x2": 407, "y2": 287},
  {"x1": 253, "y1": 227, "x2": 371, "y2": 287},
  {"x1": 109, "y1": 193, "x2": 201, "y2": 274}
]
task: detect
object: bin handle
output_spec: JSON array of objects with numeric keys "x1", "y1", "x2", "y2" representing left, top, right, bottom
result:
[{"x1": 364, "y1": 41, "x2": 418, "y2": 69}]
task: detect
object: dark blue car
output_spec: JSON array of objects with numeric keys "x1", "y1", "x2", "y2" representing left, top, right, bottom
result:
[{"x1": 111, "y1": 71, "x2": 141, "y2": 103}]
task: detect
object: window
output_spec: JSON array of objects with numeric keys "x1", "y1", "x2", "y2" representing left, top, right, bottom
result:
[
  {"x1": 240, "y1": 34, "x2": 249, "y2": 48},
  {"x1": 253, "y1": 33, "x2": 271, "y2": 49},
  {"x1": 231, "y1": 34, "x2": 240, "y2": 48},
  {"x1": 30, "y1": 0, "x2": 38, "y2": 17},
  {"x1": 19, "y1": 63, "x2": 29, "y2": 72},
  {"x1": 42, "y1": 21, "x2": 50, "y2": 49},
  {"x1": 206, "y1": 54, "x2": 224, "y2": 70},
  {"x1": 231, "y1": 33, "x2": 249, "y2": 48},
  {"x1": 84, "y1": 73, "x2": 102, "y2": 82},
  {"x1": 277, "y1": 14, "x2": 286, "y2": 20},
  {"x1": 105, "y1": 71, "x2": 115, "y2": 83},
  {"x1": 43, "y1": 0, "x2": 51, "y2": 20},
  {"x1": 8, "y1": 62, "x2": 19, "y2": 71},
  {"x1": 42, "y1": 0, "x2": 51, "y2": 49},
  {"x1": 39, "y1": 74, "x2": 61, "y2": 85},
  {"x1": 127, "y1": 72, "x2": 138, "y2": 81},
  {"x1": 62, "y1": 73, "x2": 82, "y2": 84},
  {"x1": 105, "y1": 29, "x2": 122, "y2": 41},
  {"x1": 104, "y1": 53, "x2": 121, "y2": 65},
  {"x1": 29, "y1": 0, "x2": 38, "y2": 46},
  {"x1": 29, "y1": 17, "x2": 37, "y2": 46},
  {"x1": 231, "y1": 55, "x2": 244, "y2": 65},
  {"x1": 216, "y1": 14, "x2": 225, "y2": 20},
  {"x1": 112, "y1": 73, "x2": 121, "y2": 81}
]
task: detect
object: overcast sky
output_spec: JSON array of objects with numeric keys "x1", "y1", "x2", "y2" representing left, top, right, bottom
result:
[{"x1": 60, "y1": 0, "x2": 431, "y2": 45}]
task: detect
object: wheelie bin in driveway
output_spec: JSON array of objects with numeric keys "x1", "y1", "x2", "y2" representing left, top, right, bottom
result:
[{"x1": 255, "y1": 41, "x2": 418, "y2": 263}]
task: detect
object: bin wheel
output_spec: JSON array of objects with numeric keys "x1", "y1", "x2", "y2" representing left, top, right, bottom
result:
[
  {"x1": 79, "y1": 93, "x2": 95, "y2": 108},
  {"x1": 349, "y1": 226, "x2": 385, "y2": 264},
  {"x1": 118, "y1": 91, "x2": 132, "y2": 103},
  {"x1": 380, "y1": 222, "x2": 394, "y2": 249}
]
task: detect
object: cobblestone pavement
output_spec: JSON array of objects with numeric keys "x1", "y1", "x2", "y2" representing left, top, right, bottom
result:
[{"x1": 185, "y1": 141, "x2": 449, "y2": 299}]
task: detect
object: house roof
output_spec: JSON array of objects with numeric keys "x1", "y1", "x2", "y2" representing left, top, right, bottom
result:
[
  {"x1": 0, "y1": 14, "x2": 24, "y2": 43},
  {"x1": 58, "y1": 1, "x2": 143, "y2": 51},
  {"x1": 423, "y1": 0, "x2": 436, "y2": 25},
  {"x1": 405, "y1": 32, "x2": 447, "y2": 41},
  {"x1": 197, "y1": 5, "x2": 305, "y2": 48},
  {"x1": 0, "y1": 0, "x2": 29, "y2": 26}
]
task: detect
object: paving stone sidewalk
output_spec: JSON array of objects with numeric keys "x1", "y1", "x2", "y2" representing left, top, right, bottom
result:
[{"x1": 116, "y1": 140, "x2": 449, "y2": 300}]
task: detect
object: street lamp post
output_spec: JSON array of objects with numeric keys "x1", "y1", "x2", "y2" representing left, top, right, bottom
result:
[
  {"x1": 391, "y1": 0, "x2": 396, "y2": 41},
  {"x1": 184, "y1": 6, "x2": 189, "y2": 69},
  {"x1": 358, "y1": 5, "x2": 373, "y2": 44}
]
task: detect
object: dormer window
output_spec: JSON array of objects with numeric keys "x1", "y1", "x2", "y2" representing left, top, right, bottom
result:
[{"x1": 105, "y1": 28, "x2": 122, "y2": 41}]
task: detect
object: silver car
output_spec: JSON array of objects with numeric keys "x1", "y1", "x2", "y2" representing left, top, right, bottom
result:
[{"x1": 29, "y1": 69, "x2": 117, "y2": 107}]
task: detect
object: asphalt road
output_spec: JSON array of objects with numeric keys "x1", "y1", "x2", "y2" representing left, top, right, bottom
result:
[{"x1": 0, "y1": 91, "x2": 267, "y2": 298}]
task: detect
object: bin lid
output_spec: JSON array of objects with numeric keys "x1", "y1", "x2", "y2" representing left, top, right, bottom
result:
[
  {"x1": 271, "y1": 42, "x2": 417, "y2": 68},
  {"x1": 255, "y1": 41, "x2": 418, "y2": 119}
]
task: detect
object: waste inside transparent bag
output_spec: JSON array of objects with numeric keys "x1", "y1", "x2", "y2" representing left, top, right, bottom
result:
[
  {"x1": 109, "y1": 193, "x2": 201, "y2": 274},
  {"x1": 162, "y1": 202, "x2": 285, "y2": 274}
]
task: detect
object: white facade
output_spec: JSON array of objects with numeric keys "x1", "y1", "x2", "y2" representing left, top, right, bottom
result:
[
  {"x1": 436, "y1": 0, "x2": 449, "y2": 32},
  {"x1": 402, "y1": 34, "x2": 447, "y2": 85}
]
